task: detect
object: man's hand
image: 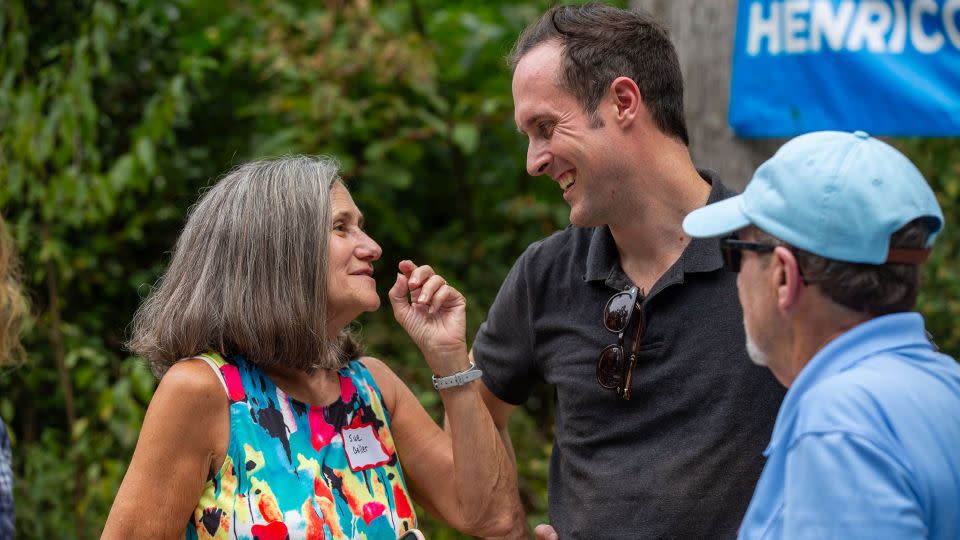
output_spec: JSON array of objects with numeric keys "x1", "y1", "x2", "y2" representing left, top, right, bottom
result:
[{"x1": 534, "y1": 524, "x2": 558, "y2": 540}]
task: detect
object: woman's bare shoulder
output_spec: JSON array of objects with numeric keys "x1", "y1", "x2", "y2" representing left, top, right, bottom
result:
[{"x1": 152, "y1": 357, "x2": 230, "y2": 413}]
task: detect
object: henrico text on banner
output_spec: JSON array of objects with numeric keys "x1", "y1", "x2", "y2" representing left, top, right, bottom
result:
[{"x1": 729, "y1": 0, "x2": 960, "y2": 137}]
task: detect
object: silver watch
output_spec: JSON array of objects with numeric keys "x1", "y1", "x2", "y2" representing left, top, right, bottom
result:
[{"x1": 432, "y1": 361, "x2": 483, "y2": 390}]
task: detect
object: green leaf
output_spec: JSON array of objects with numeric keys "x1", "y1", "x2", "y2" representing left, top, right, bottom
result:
[
  {"x1": 135, "y1": 138, "x2": 156, "y2": 175},
  {"x1": 452, "y1": 123, "x2": 479, "y2": 155},
  {"x1": 72, "y1": 417, "x2": 89, "y2": 439},
  {"x1": 108, "y1": 154, "x2": 135, "y2": 192}
]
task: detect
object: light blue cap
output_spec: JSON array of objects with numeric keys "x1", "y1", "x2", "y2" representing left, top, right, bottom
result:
[{"x1": 683, "y1": 131, "x2": 944, "y2": 264}]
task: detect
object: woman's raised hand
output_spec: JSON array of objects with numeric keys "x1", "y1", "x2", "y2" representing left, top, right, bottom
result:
[{"x1": 388, "y1": 260, "x2": 468, "y2": 373}]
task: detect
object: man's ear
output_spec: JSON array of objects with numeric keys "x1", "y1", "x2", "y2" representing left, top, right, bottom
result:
[
  {"x1": 609, "y1": 76, "x2": 641, "y2": 126},
  {"x1": 773, "y1": 246, "x2": 804, "y2": 312}
]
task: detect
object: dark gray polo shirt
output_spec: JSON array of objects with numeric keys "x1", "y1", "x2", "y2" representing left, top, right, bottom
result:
[{"x1": 473, "y1": 171, "x2": 785, "y2": 539}]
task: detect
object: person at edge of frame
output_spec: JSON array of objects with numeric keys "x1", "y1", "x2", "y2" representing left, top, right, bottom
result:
[{"x1": 0, "y1": 215, "x2": 27, "y2": 540}]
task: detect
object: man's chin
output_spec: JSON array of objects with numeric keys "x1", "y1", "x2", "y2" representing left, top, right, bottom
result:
[{"x1": 568, "y1": 209, "x2": 600, "y2": 228}]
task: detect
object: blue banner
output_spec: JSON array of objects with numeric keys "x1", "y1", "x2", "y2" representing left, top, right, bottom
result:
[{"x1": 729, "y1": 0, "x2": 960, "y2": 137}]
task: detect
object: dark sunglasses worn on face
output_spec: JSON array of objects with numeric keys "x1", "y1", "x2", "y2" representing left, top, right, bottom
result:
[
  {"x1": 597, "y1": 286, "x2": 645, "y2": 400},
  {"x1": 721, "y1": 235, "x2": 777, "y2": 273}
]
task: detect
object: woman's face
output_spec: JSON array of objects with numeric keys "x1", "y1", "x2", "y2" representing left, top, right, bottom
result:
[{"x1": 326, "y1": 182, "x2": 383, "y2": 332}]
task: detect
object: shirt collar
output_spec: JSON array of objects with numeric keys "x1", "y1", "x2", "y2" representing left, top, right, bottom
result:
[
  {"x1": 583, "y1": 169, "x2": 729, "y2": 287},
  {"x1": 683, "y1": 169, "x2": 730, "y2": 274},
  {"x1": 764, "y1": 312, "x2": 933, "y2": 455}
]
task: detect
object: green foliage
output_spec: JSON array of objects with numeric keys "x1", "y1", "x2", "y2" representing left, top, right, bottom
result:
[
  {"x1": 1, "y1": 0, "x2": 209, "y2": 536},
  {"x1": 0, "y1": 1, "x2": 954, "y2": 539},
  {"x1": 897, "y1": 138, "x2": 960, "y2": 358}
]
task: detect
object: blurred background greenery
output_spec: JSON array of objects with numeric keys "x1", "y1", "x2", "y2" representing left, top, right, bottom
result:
[{"x1": 0, "y1": 0, "x2": 956, "y2": 538}]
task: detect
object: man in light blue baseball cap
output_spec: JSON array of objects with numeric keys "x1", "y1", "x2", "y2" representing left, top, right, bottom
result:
[{"x1": 683, "y1": 130, "x2": 960, "y2": 539}]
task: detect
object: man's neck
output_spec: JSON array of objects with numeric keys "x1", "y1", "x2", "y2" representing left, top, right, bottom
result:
[
  {"x1": 780, "y1": 299, "x2": 873, "y2": 387},
  {"x1": 609, "y1": 151, "x2": 710, "y2": 292}
]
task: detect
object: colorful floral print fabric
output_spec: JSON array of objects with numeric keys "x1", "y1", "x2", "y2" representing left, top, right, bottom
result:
[{"x1": 186, "y1": 353, "x2": 417, "y2": 540}]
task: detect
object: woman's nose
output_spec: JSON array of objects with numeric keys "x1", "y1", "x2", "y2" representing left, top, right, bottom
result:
[{"x1": 356, "y1": 232, "x2": 382, "y2": 261}]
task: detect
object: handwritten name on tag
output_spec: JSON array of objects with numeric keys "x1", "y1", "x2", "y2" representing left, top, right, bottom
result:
[{"x1": 342, "y1": 422, "x2": 391, "y2": 472}]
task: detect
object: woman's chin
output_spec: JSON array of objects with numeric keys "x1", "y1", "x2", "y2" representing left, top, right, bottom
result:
[
  {"x1": 330, "y1": 297, "x2": 380, "y2": 333},
  {"x1": 364, "y1": 297, "x2": 382, "y2": 312},
  {"x1": 348, "y1": 296, "x2": 382, "y2": 317}
]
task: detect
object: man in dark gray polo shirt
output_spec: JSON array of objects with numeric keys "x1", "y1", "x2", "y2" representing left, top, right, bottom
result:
[{"x1": 466, "y1": 4, "x2": 786, "y2": 538}]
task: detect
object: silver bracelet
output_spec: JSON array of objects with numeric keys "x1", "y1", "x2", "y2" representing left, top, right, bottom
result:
[{"x1": 432, "y1": 361, "x2": 483, "y2": 390}]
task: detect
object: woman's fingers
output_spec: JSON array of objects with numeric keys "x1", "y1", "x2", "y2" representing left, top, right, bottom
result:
[
  {"x1": 395, "y1": 260, "x2": 463, "y2": 313},
  {"x1": 414, "y1": 274, "x2": 446, "y2": 306},
  {"x1": 403, "y1": 261, "x2": 435, "y2": 290},
  {"x1": 397, "y1": 259, "x2": 417, "y2": 277},
  {"x1": 388, "y1": 271, "x2": 412, "y2": 312},
  {"x1": 428, "y1": 284, "x2": 460, "y2": 314}
]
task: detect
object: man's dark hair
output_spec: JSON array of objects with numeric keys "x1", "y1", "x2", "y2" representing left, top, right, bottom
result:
[
  {"x1": 508, "y1": 3, "x2": 689, "y2": 145},
  {"x1": 754, "y1": 219, "x2": 931, "y2": 316}
]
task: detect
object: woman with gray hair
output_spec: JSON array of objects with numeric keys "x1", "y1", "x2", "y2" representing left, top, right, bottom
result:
[{"x1": 102, "y1": 156, "x2": 516, "y2": 539}]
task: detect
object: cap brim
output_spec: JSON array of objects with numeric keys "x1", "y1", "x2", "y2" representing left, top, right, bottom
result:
[{"x1": 682, "y1": 195, "x2": 752, "y2": 238}]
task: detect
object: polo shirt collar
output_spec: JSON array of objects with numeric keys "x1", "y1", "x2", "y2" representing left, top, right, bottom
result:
[
  {"x1": 683, "y1": 169, "x2": 729, "y2": 274},
  {"x1": 764, "y1": 311, "x2": 933, "y2": 455},
  {"x1": 583, "y1": 169, "x2": 728, "y2": 287},
  {"x1": 583, "y1": 223, "x2": 621, "y2": 286}
]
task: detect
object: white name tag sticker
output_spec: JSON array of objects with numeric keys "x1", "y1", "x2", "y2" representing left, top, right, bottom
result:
[{"x1": 341, "y1": 422, "x2": 392, "y2": 472}]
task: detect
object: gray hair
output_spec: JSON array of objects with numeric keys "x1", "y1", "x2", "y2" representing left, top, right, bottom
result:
[
  {"x1": 751, "y1": 219, "x2": 930, "y2": 316},
  {"x1": 129, "y1": 155, "x2": 361, "y2": 377}
]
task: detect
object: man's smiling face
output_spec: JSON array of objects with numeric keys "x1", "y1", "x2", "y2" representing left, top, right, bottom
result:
[{"x1": 512, "y1": 41, "x2": 630, "y2": 227}]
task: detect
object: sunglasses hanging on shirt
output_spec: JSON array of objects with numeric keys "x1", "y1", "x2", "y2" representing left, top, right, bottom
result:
[{"x1": 597, "y1": 286, "x2": 645, "y2": 400}]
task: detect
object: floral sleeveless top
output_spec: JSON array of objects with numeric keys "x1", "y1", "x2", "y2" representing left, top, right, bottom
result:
[{"x1": 186, "y1": 353, "x2": 417, "y2": 540}]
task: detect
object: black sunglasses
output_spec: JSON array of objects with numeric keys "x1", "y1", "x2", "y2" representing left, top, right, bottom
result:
[
  {"x1": 721, "y1": 236, "x2": 777, "y2": 273},
  {"x1": 597, "y1": 286, "x2": 645, "y2": 400}
]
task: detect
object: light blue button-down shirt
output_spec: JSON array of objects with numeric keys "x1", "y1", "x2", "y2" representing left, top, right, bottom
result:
[{"x1": 738, "y1": 312, "x2": 960, "y2": 539}]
